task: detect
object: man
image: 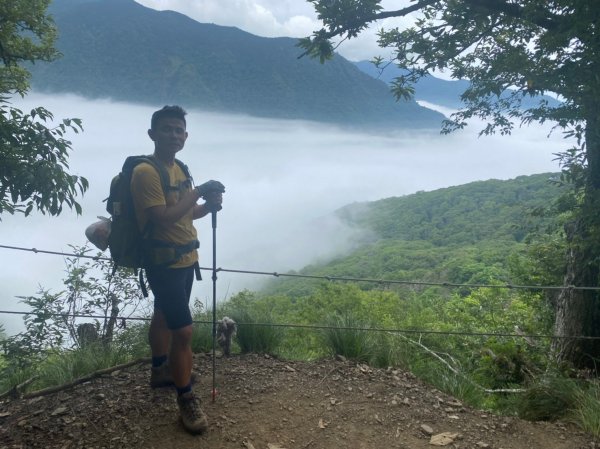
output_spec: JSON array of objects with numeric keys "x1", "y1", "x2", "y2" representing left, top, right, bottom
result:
[{"x1": 131, "y1": 105, "x2": 224, "y2": 434}]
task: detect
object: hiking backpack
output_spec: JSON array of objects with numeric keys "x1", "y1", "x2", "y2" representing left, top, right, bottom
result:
[{"x1": 105, "y1": 155, "x2": 196, "y2": 272}]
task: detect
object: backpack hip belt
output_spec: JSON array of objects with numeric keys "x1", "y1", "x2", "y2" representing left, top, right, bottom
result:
[{"x1": 143, "y1": 238, "x2": 200, "y2": 267}]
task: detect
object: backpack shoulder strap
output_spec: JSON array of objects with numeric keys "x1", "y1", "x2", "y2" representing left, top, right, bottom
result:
[
  {"x1": 174, "y1": 158, "x2": 193, "y2": 184},
  {"x1": 125, "y1": 155, "x2": 171, "y2": 196}
]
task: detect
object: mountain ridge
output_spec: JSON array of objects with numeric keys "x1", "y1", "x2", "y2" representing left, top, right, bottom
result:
[
  {"x1": 27, "y1": 0, "x2": 444, "y2": 129},
  {"x1": 354, "y1": 60, "x2": 561, "y2": 110}
]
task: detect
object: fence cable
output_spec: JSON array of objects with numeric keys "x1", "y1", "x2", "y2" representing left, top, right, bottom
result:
[
  {"x1": 2, "y1": 243, "x2": 600, "y2": 292},
  {"x1": 2, "y1": 243, "x2": 600, "y2": 341},
  {"x1": 1, "y1": 309, "x2": 599, "y2": 341}
]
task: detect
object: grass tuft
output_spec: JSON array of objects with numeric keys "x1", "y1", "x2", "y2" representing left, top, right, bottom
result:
[
  {"x1": 320, "y1": 313, "x2": 373, "y2": 363},
  {"x1": 572, "y1": 381, "x2": 600, "y2": 437},
  {"x1": 36, "y1": 343, "x2": 132, "y2": 389},
  {"x1": 230, "y1": 310, "x2": 282, "y2": 355},
  {"x1": 517, "y1": 375, "x2": 578, "y2": 421},
  {"x1": 191, "y1": 320, "x2": 214, "y2": 353}
]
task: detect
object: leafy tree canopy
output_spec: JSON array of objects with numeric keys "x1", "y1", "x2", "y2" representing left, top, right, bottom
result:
[
  {"x1": 0, "y1": 0, "x2": 58, "y2": 95},
  {"x1": 0, "y1": 0, "x2": 88, "y2": 217}
]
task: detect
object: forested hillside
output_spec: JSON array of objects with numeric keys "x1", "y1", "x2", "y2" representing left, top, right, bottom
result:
[{"x1": 264, "y1": 173, "x2": 564, "y2": 295}]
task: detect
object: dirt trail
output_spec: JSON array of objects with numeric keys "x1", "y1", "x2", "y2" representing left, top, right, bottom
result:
[{"x1": 0, "y1": 353, "x2": 596, "y2": 449}]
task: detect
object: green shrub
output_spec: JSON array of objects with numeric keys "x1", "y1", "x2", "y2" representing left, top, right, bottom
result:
[
  {"x1": 230, "y1": 310, "x2": 282, "y2": 355},
  {"x1": 518, "y1": 375, "x2": 578, "y2": 421},
  {"x1": 0, "y1": 363, "x2": 38, "y2": 397},
  {"x1": 369, "y1": 331, "x2": 397, "y2": 368},
  {"x1": 36, "y1": 343, "x2": 132, "y2": 389},
  {"x1": 572, "y1": 381, "x2": 600, "y2": 437},
  {"x1": 470, "y1": 339, "x2": 537, "y2": 389},
  {"x1": 320, "y1": 313, "x2": 373, "y2": 363},
  {"x1": 191, "y1": 320, "x2": 213, "y2": 353},
  {"x1": 277, "y1": 327, "x2": 322, "y2": 360},
  {"x1": 113, "y1": 321, "x2": 150, "y2": 358}
]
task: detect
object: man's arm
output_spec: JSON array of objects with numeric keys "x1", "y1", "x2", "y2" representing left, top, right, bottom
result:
[
  {"x1": 193, "y1": 203, "x2": 212, "y2": 220},
  {"x1": 147, "y1": 189, "x2": 202, "y2": 225}
]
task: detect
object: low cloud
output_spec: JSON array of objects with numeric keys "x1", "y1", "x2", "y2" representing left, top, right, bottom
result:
[{"x1": 0, "y1": 93, "x2": 566, "y2": 334}]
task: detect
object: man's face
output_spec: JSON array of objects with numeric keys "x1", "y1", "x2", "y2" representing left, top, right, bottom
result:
[{"x1": 148, "y1": 117, "x2": 188, "y2": 155}]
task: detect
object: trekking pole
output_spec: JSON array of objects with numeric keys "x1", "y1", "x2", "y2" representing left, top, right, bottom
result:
[{"x1": 210, "y1": 207, "x2": 218, "y2": 403}]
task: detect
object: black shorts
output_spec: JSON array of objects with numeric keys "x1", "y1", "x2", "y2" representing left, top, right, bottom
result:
[{"x1": 145, "y1": 265, "x2": 195, "y2": 330}]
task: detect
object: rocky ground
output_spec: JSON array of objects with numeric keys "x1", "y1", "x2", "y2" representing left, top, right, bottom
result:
[{"x1": 0, "y1": 353, "x2": 597, "y2": 449}]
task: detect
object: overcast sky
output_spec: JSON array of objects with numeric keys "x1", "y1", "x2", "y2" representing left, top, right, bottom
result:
[{"x1": 134, "y1": 0, "x2": 416, "y2": 62}]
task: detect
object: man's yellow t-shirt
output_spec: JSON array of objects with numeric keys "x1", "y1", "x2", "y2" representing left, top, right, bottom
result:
[{"x1": 130, "y1": 159, "x2": 198, "y2": 268}]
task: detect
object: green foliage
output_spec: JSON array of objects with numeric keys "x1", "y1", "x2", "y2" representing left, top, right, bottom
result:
[
  {"x1": 0, "y1": 341, "x2": 145, "y2": 395},
  {"x1": 239, "y1": 174, "x2": 568, "y2": 409},
  {"x1": 573, "y1": 381, "x2": 600, "y2": 436},
  {"x1": 319, "y1": 313, "x2": 373, "y2": 363},
  {"x1": 221, "y1": 274, "x2": 562, "y2": 416},
  {"x1": 265, "y1": 174, "x2": 564, "y2": 299},
  {"x1": 190, "y1": 303, "x2": 214, "y2": 354},
  {"x1": 111, "y1": 321, "x2": 150, "y2": 359},
  {"x1": 470, "y1": 339, "x2": 534, "y2": 389},
  {"x1": 190, "y1": 322, "x2": 213, "y2": 354},
  {"x1": 34, "y1": 343, "x2": 132, "y2": 390},
  {"x1": 368, "y1": 331, "x2": 399, "y2": 368},
  {"x1": 308, "y1": 0, "x2": 382, "y2": 40},
  {"x1": 223, "y1": 293, "x2": 283, "y2": 355},
  {"x1": 0, "y1": 245, "x2": 221, "y2": 399},
  {"x1": 0, "y1": 0, "x2": 88, "y2": 218},
  {"x1": 234, "y1": 314, "x2": 282, "y2": 355},
  {"x1": 0, "y1": 0, "x2": 58, "y2": 94},
  {"x1": 338, "y1": 173, "x2": 561, "y2": 245},
  {"x1": 2, "y1": 245, "x2": 148, "y2": 373},
  {"x1": 405, "y1": 347, "x2": 487, "y2": 407},
  {"x1": 518, "y1": 375, "x2": 579, "y2": 421},
  {"x1": 0, "y1": 358, "x2": 37, "y2": 395}
]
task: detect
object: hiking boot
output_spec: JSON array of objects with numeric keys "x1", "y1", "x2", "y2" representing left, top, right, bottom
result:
[
  {"x1": 150, "y1": 363, "x2": 199, "y2": 388},
  {"x1": 177, "y1": 391, "x2": 208, "y2": 434}
]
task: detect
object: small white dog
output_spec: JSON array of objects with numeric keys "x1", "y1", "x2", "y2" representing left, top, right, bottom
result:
[{"x1": 216, "y1": 317, "x2": 237, "y2": 356}]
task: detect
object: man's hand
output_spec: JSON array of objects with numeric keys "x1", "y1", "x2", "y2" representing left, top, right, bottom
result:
[
  {"x1": 196, "y1": 180, "x2": 225, "y2": 213},
  {"x1": 204, "y1": 191, "x2": 223, "y2": 212},
  {"x1": 195, "y1": 180, "x2": 225, "y2": 197}
]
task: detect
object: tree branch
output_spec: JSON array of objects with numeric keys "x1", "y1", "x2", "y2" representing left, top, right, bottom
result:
[
  {"x1": 463, "y1": 0, "x2": 560, "y2": 30},
  {"x1": 14, "y1": 357, "x2": 151, "y2": 400},
  {"x1": 393, "y1": 332, "x2": 526, "y2": 394},
  {"x1": 369, "y1": 0, "x2": 439, "y2": 22},
  {"x1": 0, "y1": 376, "x2": 38, "y2": 400},
  {"x1": 298, "y1": 0, "x2": 439, "y2": 59}
]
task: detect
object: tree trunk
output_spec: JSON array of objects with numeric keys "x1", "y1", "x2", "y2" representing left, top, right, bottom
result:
[
  {"x1": 103, "y1": 293, "x2": 119, "y2": 346},
  {"x1": 551, "y1": 108, "x2": 600, "y2": 370},
  {"x1": 551, "y1": 218, "x2": 600, "y2": 368}
]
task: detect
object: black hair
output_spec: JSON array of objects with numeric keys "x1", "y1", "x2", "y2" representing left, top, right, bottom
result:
[{"x1": 150, "y1": 105, "x2": 187, "y2": 130}]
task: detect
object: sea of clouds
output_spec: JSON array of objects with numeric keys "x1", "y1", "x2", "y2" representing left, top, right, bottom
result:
[{"x1": 0, "y1": 93, "x2": 567, "y2": 334}]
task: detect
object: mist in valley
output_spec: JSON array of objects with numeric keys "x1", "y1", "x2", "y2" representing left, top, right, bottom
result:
[{"x1": 0, "y1": 93, "x2": 568, "y2": 334}]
